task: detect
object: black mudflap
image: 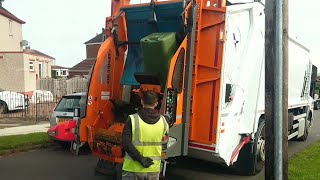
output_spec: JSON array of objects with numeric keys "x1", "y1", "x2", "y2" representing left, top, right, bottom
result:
[{"x1": 232, "y1": 142, "x2": 256, "y2": 175}]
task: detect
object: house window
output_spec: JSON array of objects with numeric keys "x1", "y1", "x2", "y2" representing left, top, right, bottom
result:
[
  {"x1": 62, "y1": 70, "x2": 67, "y2": 76},
  {"x1": 56, "y1": 71, "x2": 59, "y2": 76},
  {"x1": 29, "y1": 61, "x2": 34, "y2": 71},
  {"x1": 39, "y1": 63, "x2": 43, "y2": 78},
  {"x1": 9, "y1": 20, "x2": 13, "y2": 36},
  {"x1": 103, "y1": 34, "x2": 106, "y2": 41}
]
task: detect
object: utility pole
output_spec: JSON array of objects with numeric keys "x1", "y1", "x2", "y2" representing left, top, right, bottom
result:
[{"x1": 265, "y1": 0, "x2": 288, "y2": 179}]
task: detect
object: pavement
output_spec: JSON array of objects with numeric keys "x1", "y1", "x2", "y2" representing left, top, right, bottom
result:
[
  {"x1": 0, "y1": 122, "x2": 49, "y2": 136},
  {"x1": 0, "y1": 111, "x2": 319, "y2": 180},
  {"x1": 0, "y1": 118, "x2": 39, "y2": 129}
]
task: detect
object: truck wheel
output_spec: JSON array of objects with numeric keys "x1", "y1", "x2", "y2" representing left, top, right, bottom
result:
[
  {"x1": 297, "y1": 114, "x2": 311, "y2": 141},
  {"x1": 233, "y1": 119, "x2": 265, "y2": 175},
  {"x1": 253, "y1": 119, "x2": 265, "y2": 173},
  {"x1": 0, "y1": 101, "x2": 8, "y2": 114}
]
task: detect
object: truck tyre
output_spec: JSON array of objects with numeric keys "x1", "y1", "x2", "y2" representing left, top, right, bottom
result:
[
  {"x1": 297, "y1": 114, "x2": 311, "y2": 141},
  {"x1": 233, "y1": 119, "x2": 265, "y2": 175},
  {"x1": 0, "y1": 101, "x2": 8, "y2": 114}
]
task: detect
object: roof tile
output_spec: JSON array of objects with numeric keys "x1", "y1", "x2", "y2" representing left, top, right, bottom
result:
[
  {"x1": 24, "y1": 49, "x2": 55, "y2": 59},
  {"x1": 69, "y1": 58, "x2": 96, "y2": 72},
  {"x1": 84, "y1": 32, "x2": 107, "y2": 44},
  {"x1": 0, "y1": 6, "x2": 25, "y2": 24}
]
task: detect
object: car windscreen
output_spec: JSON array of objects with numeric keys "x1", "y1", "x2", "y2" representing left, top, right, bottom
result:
[{"x1": 55, "y1": 96, "x2": 82, "y2": 112}]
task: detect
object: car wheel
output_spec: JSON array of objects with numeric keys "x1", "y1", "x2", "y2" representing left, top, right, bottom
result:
[{"x1": 0, "y1": 101, "x2": 8, "y2": 114}]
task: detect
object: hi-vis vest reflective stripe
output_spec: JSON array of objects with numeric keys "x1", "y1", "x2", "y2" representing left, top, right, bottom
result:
[{"x1": 123, "y1": 113, "x2": 168, "y2": 173}]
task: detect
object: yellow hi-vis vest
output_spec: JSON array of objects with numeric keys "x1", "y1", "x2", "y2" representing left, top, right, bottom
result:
[{"x1": 122, "y1": 113, "x2": 169, "y2": 172}]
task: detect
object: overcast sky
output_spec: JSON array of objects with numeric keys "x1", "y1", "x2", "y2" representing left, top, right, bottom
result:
[
  {"x1": 4, "y1": 0, "x2": 111, "y2": 67},
  {"x1": 3, "y1": 0, "x2": 320, "y2": 68}
]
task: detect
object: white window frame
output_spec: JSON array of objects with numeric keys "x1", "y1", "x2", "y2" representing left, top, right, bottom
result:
[
  {"x1": 62, "y1": 70, "x2": 67, "y2": 76},
  {"x1": 29, "y1": 61, "x2": 34, "y2": 71},
  {"x1": 9, "y1": 20, "x2": 13, "y2": 36}
]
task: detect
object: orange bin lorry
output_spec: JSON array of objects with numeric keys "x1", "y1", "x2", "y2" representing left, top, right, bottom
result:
[{"x1": 76, "y1": 0, "x2": 316, "y2": 178}]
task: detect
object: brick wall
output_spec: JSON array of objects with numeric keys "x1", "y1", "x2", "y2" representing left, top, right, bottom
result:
[{"x1": 86, "y1": 44, "x2": 101, "y2": 58}]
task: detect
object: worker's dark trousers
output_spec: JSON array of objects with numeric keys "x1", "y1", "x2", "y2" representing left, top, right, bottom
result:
[{"x1": 122, "y1": 171, "x2": 160, "y2": 180}]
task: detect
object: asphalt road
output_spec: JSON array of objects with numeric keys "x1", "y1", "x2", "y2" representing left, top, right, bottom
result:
[{"x1": 0, "y1": 111, "x2": 319, "y2": 180}]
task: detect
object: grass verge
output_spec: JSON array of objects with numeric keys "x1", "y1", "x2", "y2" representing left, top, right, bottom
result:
[
  {"x1": 0, "y1": 132, "x2": 52, "y2": 156},
  {"x1": 289, "y1": 140, "x2": 320, "y2": 179}
]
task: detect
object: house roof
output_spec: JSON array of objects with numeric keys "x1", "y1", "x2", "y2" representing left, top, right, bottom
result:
[
  {"x1": 84, "y1": 32, "x2": 106, "y2": 45},
  {"x1": 24, "y1": 49, "x2": 55, "y2": 60},
  {"x1": 52, "y1": 65, "x2": 69, "y2": 70},
  {"x1": 0, "y1": 6, "x2": 25, "y2": 24},
  {"x1": 69, "y1": 58, "x2": 96, "y2": 72}
]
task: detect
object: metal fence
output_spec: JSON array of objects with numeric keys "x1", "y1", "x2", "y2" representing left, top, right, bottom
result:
[
  {"x1": 0, "y1": 77, "x2": 88, "y2": 121},
  {"x1": 0, "y1": 91, "x2": 60, "y2": 121},
  {"x1": 37, "y1": 77, "x2": 88, "y2": 98}
]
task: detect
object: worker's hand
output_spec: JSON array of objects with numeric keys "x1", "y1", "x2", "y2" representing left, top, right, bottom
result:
[{"x1": 140, "y1": 157, "x2": 154, "y2": 168}]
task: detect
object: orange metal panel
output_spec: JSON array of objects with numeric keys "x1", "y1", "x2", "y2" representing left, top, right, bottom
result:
[
  {"x1": 80, "y1": 37, "x2": 117, "y2": 142},
  {"x1": 81, "y1": 0, "x2": 128, "y2": 142},
  {"x1": 190, "y1": 0, "x2": 226, "y2": 145},
  {"x1": 167, "y1": 37, "x2": 188, "y2": 125}
]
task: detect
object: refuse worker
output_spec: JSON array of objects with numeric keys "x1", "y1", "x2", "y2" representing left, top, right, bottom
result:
[{"x1": 122, "y1": 90, "x2": 169, "y2": 180}]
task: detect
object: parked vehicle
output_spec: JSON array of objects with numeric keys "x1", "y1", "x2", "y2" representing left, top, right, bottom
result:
[
  {"x1": 47, "y1": 92, "x2": 86, "y2": 142},
  {"x1": 0, "y1": 90, "x2": 28, "y2": 114},
  {"x1": 30, "y1": 90, "x2": 54, "y2": 103},
  {"x1": 76, "y1": 0, "x2": 316, "y2": 178}
]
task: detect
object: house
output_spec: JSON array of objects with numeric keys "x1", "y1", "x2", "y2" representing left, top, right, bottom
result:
[
  {"x1": 52, "y1": 65, "x2": 69, "y2": 78},
  {"x1": 68, "y1": 30, "x2": 106, "y2": 78},
  {"x1": 0, "y1": 5, "x2": 54, "y2": 92}
]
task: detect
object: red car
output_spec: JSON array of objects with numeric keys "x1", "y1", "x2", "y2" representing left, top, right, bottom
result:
[{"x1": 47, "y1": 93, "x2": 86, "y2": 145}]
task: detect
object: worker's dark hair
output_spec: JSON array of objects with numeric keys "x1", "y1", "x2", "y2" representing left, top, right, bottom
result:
[{"x1": 142, "y1": 91, "x2": 158, "y2": 106}]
